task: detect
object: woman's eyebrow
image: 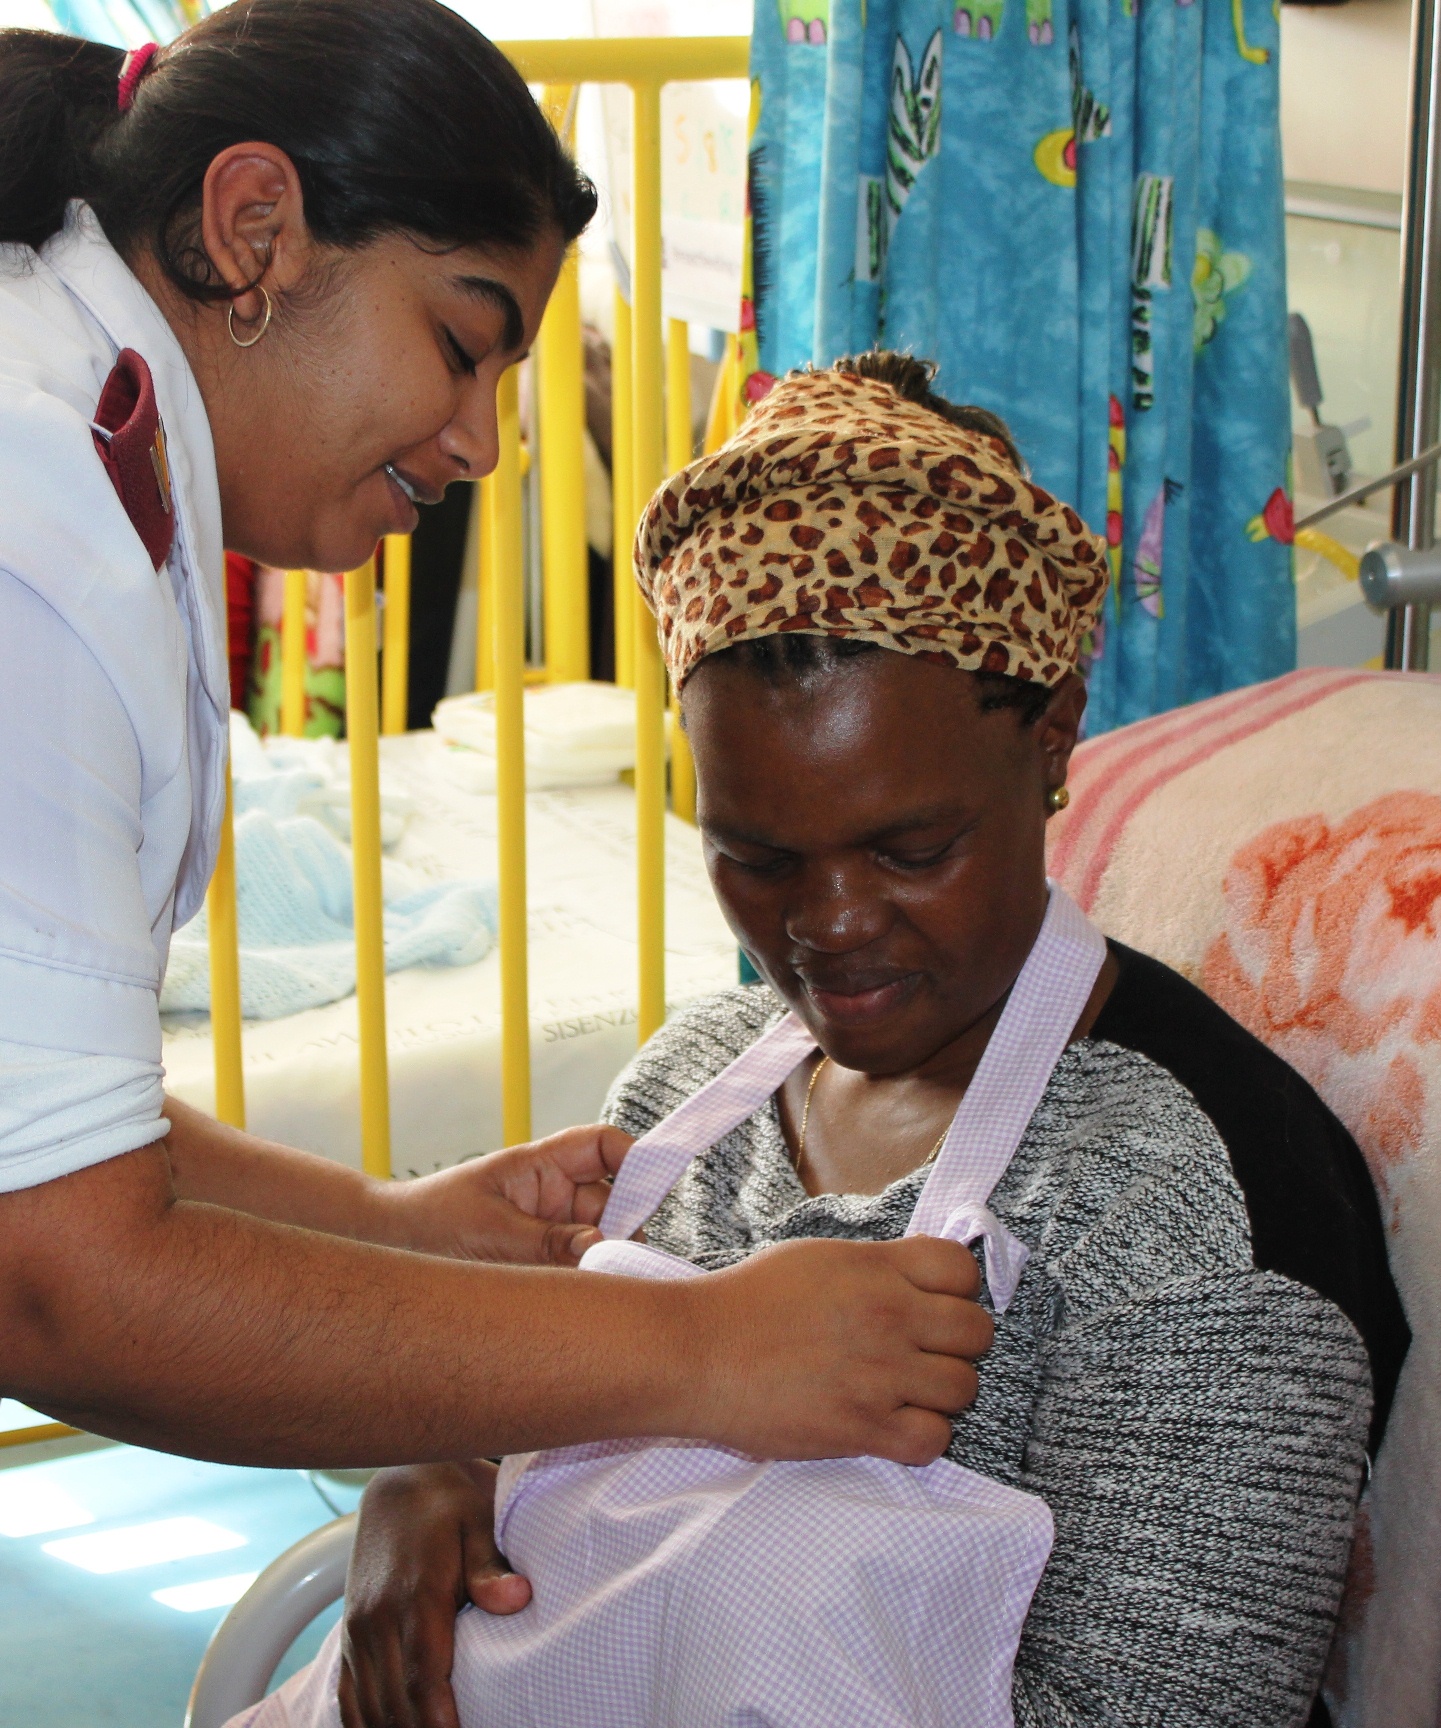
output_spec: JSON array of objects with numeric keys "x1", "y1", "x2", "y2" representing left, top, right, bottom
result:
[
  {"x1": 864, "y1": 805, "x2": 972, "y2": 842},
  {"x1": 453, "y1": 274, "x2": 525, "y2": 352},
  {"x1": 705, "y1": 820, "x2": 793, "y2": 852},
  {"x1": 706, "y1": 806, "x2": 969, "y2": 852}
]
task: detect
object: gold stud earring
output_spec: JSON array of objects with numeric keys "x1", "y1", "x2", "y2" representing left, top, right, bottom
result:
[{"x1": 1047, "y1": 784, "x2": 1070, "y2": 813}]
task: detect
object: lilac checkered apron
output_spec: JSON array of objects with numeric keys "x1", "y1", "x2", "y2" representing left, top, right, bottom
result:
[{"x1": 441, "y1": 886, "x2": 1106, "y2": 1728}]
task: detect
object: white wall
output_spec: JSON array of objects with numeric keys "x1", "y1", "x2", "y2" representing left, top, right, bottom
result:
[
  {"x1": 1280, "y1": 0, "x2": 1411, "y2": 194},
  {"x1": 0, "y1": 0, "x2": 60, "y2": 28},
  {"x1": 446, "y1": 0, "x2": 751, "y2": 38}
]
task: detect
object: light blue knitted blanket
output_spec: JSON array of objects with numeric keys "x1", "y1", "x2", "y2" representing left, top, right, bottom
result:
[{"x1": 162, "y1": 803, "x2": 497, "y2": 1021}]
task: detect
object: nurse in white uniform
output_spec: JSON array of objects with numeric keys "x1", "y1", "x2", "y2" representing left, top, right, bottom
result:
[{"x1": 0, "y1": 0, "x2": 988, "y2": 1488}]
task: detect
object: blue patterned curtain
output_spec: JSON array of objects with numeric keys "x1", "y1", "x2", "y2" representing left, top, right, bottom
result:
[{"x1": 742, "y1": 0, "x2": 1294, "y2": 732}]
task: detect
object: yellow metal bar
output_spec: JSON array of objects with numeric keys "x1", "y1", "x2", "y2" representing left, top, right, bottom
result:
[
  {"x1": 611, "y1": 287, "x2": 636, "y2": 688},
  {"x1": 539, "y1": 84, "x2": 588, "y2": 683},
  {"x1": 381, "y1": 534, "x2": 411, "y2": 735},
  {"x1": 669, "y1": 699, "x2": 696, "y2": 824},
  {"x1": 538, "y1": 235, "x2": 590, "y2": 680},
  {"x1": 344, "y1": 556, "x2": 391, "y2": 1180},
  {"x1": 475, "y1": 480, "x2": 495, "y2": 692},
  {"x1": 632, "y1": 81, "x2": 668, "y2": 1043},
  {"x1": 281, "y1": 568, "x2": 308, "y2": 737},
  {"x1": 703, "y1": 333, "x2": 742, "y2": 454},
  {"x1": 0, "y1": 1420, "x2": 81, "y2": 1449},
  {"x1": 499, "y1": 36, "x2": 748, "y2": 84},
  {"x1": 539, "y1": 80, "x2": 578, "y2": 139},
  {"x1": 206, "y1": 752, "x2": 245, "y2": 1127},
  {"x1": 666, "y1": 317, "x2": 693, "y2": 474},
  {"x1": 491, "y1": 367, "x2": 532, "y2": 1144},
  {"x1": 664, "y1": 318, "x2": 697, "y2": 823}
]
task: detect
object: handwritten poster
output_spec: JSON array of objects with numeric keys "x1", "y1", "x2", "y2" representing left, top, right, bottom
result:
[{"x1": 593, "y1": 1, "x2": 749, "y2": 332}]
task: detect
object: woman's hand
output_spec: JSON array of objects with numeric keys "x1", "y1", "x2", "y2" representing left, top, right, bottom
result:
[
  {"x1": 331, "y1": 1235, "x2": 989, "y2": 1724},
  {"x1": 339, "y1": 1461, "x2": 527, "y2": 1728},
  {"x1": 377, "y1": 1125, "x2": 635, "y2": 1267}
]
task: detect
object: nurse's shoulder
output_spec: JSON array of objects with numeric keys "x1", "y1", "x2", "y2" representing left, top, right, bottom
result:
[
  {"x1": 0, "y1": 220, "x2": 124, "y2": 408},
  {"x1": 0, "y1": 210, "x2": 196, "y2": 641}
]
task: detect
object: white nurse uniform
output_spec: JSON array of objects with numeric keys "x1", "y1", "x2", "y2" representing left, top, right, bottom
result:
[{"x1": 0, "y1": 201, "x2": 226, "y2": 1190}]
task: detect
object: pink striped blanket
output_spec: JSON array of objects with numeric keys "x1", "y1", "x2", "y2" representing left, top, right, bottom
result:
[{"x1": 1049, "y1": 668, "x2": 1441, "y2": 1728}]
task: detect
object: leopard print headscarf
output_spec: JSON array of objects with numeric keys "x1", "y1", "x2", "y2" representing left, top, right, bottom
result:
[{"x1": 634, "y1": 368, "x2": 1108, "y2": 690}]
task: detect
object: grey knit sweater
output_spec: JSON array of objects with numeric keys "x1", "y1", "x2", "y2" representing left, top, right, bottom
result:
[{"x1": 601, "y1": 946, "x2": 1408, "y2": 1728}]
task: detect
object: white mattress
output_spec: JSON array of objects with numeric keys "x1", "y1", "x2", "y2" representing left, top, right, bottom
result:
[{"x1": 161, "y1": 732, "x2": 740, "y2": 1176}]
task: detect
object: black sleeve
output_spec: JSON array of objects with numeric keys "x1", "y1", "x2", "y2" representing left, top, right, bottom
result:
[{"x1": 1092, "y1": 942, "x2": 1410, "y2": 1451}]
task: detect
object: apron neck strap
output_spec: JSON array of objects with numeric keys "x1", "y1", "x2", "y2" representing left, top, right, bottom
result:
[
  {"x1": 599, "y1": 1012, "x2": 818, "y2": 1241},
  {"x1": 907, "y1": 885, "x2": 1106, "y2": 1239},
  {"x1": 598, "y1": 886, "x2": 1106, "y2": 1260}
]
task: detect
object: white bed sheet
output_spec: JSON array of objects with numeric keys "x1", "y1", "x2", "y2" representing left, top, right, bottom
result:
[{"x1": 161, "y1": 732, "x2": 740, "y2": 1176}]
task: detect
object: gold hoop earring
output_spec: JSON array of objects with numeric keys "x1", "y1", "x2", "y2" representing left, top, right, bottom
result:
[
  {"x1": 228, "y1": 287, "x2": 272, "y2": 350},
  {"x1": 1047, "y1": 784, "x2": 1070, "y2": 813}
]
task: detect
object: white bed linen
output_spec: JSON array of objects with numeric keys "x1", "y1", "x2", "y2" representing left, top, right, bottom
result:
[{"x1": 161, "y1": 732, "x2": 739, "y2": 1176}]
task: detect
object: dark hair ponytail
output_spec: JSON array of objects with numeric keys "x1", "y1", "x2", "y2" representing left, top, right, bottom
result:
[
  {"x1": 0, "y1": 0, "x2": 596, "y2": 297},
  {"x1": 0, "y1": 31, "x2": 126, "y2": 252}
]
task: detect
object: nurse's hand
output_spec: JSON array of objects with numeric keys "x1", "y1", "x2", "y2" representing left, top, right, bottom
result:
[
  {"x1": 162, "y1": 1096, "x2": 631, "y2": 1268},
  {"x1": 378, "y1": 1125, "x2": 634, "y2": 1268},
  {"x1": 339, "y1": 1460, "x2": 525, "y2": 1728},
  {"x1": 680, "y1": 1235, "x2": 992, "y2": 1466}
]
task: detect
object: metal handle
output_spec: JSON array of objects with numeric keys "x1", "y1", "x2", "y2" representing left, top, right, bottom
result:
[
  {"x1": 1359, "y1": 541, "x2": 1441, "y2": 610},
  {"x1": 1288, "y1": 312, "x2": 1325, "y2": 417},
  {"x1": 1294, "y1": 439, "x2": 1441, "y2": 532},
  {"x1": 1386, "y1": 0, "x2": 1441, "y2": 668}
]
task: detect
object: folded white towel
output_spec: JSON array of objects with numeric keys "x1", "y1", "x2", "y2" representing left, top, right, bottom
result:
[{"x1": 433, "y1": 681, "x2": 656, "y2": 791}]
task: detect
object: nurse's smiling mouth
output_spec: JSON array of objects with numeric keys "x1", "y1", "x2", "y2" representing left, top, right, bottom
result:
[{"x1": 382, "y1": 461, "x2": 442, "y2": 530}]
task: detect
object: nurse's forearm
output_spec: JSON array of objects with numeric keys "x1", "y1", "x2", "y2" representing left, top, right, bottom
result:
[
  {"x1": 162, "y1": 1094, "x2": 393, "y2": 1239},
  {"x1": 0, "y1": 1142, "x2": 691, "y2": 1465},
  {"x1": 160, "y1": 1095, "x2": 623, "y2": 1267},
  {"x1": 0, "y1": 1142, "x2": 990, "y2": 1469}
]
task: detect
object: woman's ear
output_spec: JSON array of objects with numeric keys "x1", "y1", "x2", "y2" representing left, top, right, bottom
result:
[
  {"x1": 198, "y1": 142, "x2": 310, "y2": 323},
  {"x1": 1037, "y1": 673, "x2": 1087, "y2": 793}
]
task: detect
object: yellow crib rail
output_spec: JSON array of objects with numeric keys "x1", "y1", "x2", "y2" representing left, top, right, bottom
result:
[
  {"x1": 538, "y1": 84, "x2": 591, "y2": 688},
  {"x1": 488, "y1": 367, "x2": 533, "y2": 1147},
  {"x1": 0, "y1": 1416, "x2": 79, "y2": 1450},
  {"x1": 381, "y1": 533, "x2": 412, "y2": 736},
  {"x1": 666, "y1": 320, "x2": 698, "y2": 826},
  {"x1": 207, "y1": 749, "x2": 245, "y2": 1130},
  {"x1": 611, "y1": 286, "x2": 636, "y2": 689},
  {"x1": 210, "y1": 35, "x2": 750, "y2": 1173},
  {"x1": 344, "y1": 556, "x2": 392, "y2": 1180},
  {"x1": 630, "y1": 76, "x2": 669, "y2": 1046}
]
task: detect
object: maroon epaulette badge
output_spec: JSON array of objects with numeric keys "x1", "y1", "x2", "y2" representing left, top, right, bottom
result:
[{"x1": 91, "y1": 347, "x2": 174, "y2": 571}]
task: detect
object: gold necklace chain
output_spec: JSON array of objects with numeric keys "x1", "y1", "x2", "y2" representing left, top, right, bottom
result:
[
  {"x1": 795, "y1": 1056, "x2": 948, "y2": 1173},
  {"x1": 796, "y1": 1055, "x2": 829, "y2": 1163}
]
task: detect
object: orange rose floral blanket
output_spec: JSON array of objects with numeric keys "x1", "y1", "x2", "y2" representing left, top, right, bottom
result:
[{"x1": 1049, "y1": 667, "x2": 1441, "y2": 1728}]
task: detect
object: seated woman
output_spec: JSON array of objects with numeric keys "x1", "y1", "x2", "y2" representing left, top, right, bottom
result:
[{"x1": 265, "y1": 353, "x2": 1408, "y2": 1728}]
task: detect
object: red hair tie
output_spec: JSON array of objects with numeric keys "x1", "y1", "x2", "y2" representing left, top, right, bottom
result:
[{"x1": 117, "y1": 42, "x2": 159, "y2": 113}]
